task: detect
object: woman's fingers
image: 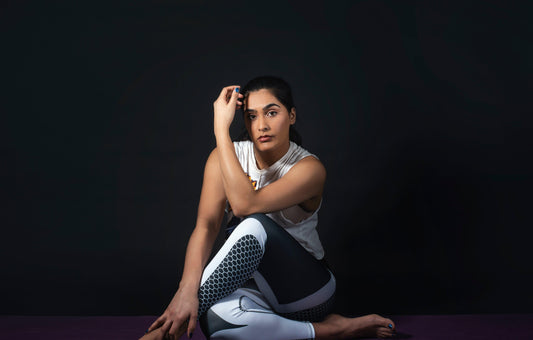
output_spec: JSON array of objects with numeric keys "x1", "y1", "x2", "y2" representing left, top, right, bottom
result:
[
  {"x1": 213, "y1": 85, "x2": 243, "y2": 131},
  {"x1": 148, "y1": 316, "x2": 165, "y2": 332},
  {"x1": 187, "y1": 313, "x2": 197, "y2": 338},
  {"x1": 168, "y1": 322, "x2": 178, "y2": 340},
  {"x1": 216, "y1": 85, "x2": 244, "y2": 107},
  {"x1": 217, "y1": 85, "x2": 240, "y2": 102},
  {"x1": 168, "y1": 320, "x2": 188, "y2": 340},
  {"x1": 160, "y1": 320, "x2": 173, "y2": 338},
  {"x1": 228, "y1": 86, "x2": 240, "y2": 106}
]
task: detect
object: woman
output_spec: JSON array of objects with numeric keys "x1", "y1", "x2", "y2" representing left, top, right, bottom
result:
[{"x1": 142, "y1": 76, "x2": 395, "y2": 340}]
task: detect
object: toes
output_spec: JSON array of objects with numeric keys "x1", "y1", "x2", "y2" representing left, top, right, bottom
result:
[
  {"x1": 383, "y1": 318, "x2": 395, "y2": 331},
  {"x1": 372, "y1": 314, "x2": 395, "y2": 331},
  {"x1": 377, "y1": 329, "x2": 394, "y2": 338},
  {"x1": 377, "y1": 323, "x2": 395, "y2": 338}
]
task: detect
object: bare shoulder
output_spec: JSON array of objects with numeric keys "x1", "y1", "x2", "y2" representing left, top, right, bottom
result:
[
  {"x1": 290, "y1": 155, "x2": 326, "y2": 180},
  {"x1": 202, "y1": 148, "x2": 222, "y2": 181},
  {"x1": 288, "y1": 156, "x2": 325, "y2": 212},
  {"x1": 205, "y1": 147, "x2": 220, "y2": 166},
  {"x1": 208, "y1": 147, "x2": 219, "y2": 159}
]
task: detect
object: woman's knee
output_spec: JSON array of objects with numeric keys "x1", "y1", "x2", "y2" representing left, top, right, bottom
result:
[
  {"x1": 199, "y1": 295, "x2": 240, "y2": 339},
  {"x1": 230, "y1": 214, "x2": 268, "y2": 246},
  {"x1": 200, "y1": 289, "x2": 315, "y2": 340}
]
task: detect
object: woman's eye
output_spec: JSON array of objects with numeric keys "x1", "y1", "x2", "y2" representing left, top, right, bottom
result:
[
  {"x1": 266, "y1": 111, "x2": 278, "y2": 117},
  {"x1": 248, "y1": 114, "x2": 257, "y2": 120}
]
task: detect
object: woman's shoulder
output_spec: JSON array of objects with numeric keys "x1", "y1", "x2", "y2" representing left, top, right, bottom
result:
[
  {"x1": 290, "y1": 154, "x2": 326, "y2": 177},
  {"x1": 285, "y1": 142, "x2": 322, "y2": 167},
  {"x1": 283, "y1": 144, "x2": 326, "y2": 179}
]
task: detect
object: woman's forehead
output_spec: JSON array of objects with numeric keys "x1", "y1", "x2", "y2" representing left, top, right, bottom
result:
[{"x1": 245, "y1": 89, "x2": 281, "y2": 109}]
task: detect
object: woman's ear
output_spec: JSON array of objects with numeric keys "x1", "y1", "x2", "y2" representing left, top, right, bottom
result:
[{"x1": 289, "y1": 108, "x2": 296, "y2": 125}]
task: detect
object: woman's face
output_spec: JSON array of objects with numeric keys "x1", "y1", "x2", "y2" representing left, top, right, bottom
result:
[{"x1": 243, "y1": 89, "x2": 296, "y2": 153}]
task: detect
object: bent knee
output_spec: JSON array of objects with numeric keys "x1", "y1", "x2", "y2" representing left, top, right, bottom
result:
[
  {"x1": 230, "y1": 215, "x2": 268, "y2": 246},
  {"x1": 199, "y1": 292, "x2": 254, "y2": 339}
]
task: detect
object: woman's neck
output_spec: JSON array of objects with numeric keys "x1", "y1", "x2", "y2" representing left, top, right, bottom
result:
[{"x1": 254, "y1": 141, "x2": 291, "y2": 170}]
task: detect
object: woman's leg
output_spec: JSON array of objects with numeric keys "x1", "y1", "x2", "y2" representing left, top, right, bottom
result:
[
  {"x1": 201, "y1": 288, "x2": 315, "y2": 340},
  {"x1": 199, "y1": 287, "x2": 396, "y2": 339},
  {"x1": 196, "y1": 216, "x2": 267, "y2": 316},
  {"x1": 142, "y1": 213, "x2": 393, "y2": 339},
  {"x1": 196, "y1": 213, "x2": 395, "y2": 339},
  {"x1": 246, "y1": 214, "x2": 335, "y2": 321},
  {"x1": 224, "y1": 214, "x2": 396, "y2": 339},
  {"x1": 197, "y1": 213, "x2": 335, "y2": 319},
  {"x1": 196, "y1": 213, "x2": 329, "y2": 339}
]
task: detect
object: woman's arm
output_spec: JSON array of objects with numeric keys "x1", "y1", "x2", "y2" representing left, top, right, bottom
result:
[
  {"x1": 213, "y1": 86, "x2": 326, "y2": 217},
  {"x1": 180, "y1": 149, "x2": 227, "y2": 290},
  {"x1": 148, "y1": 149, "x2": 226, "y2": 339},
  {"x1": 215, "y1": 142, "x2": 325, "y2": 217}
]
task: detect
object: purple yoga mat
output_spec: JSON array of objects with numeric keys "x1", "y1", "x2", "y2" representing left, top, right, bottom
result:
[{"x1": 1, "y1": 314, "x2": 533, "y2": 339}]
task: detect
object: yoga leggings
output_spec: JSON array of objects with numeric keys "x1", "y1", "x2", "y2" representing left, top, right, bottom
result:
[{"x1": 197, "y1": 214, "x2": 336, "y2": 340}]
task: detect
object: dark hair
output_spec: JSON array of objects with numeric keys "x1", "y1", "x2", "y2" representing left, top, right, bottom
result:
[{"x1": 237, "y1": 76, "x2": 302, "y2": 145}]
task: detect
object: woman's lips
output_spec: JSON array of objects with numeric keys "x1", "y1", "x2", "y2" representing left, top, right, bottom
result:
[{"x1": 258, "y1": 135, "x2": 273, "y2": 142}]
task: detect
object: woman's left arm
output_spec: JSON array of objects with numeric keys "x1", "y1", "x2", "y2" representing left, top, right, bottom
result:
[{"x1": 213, "y1": 85, "x2": 326, "y2": 217}]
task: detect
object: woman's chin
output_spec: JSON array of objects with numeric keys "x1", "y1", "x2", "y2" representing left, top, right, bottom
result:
[{"x1": 253, "y1": 141, "x2": 275, "y2": 152}]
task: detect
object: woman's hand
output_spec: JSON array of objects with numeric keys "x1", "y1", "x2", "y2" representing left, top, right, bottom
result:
[
  {"x1": 147, "y1": 286, "x2": 199, "y2": 340},
  {"x1": 213, "y1": 85, "x2": 244, "y2": 135}
]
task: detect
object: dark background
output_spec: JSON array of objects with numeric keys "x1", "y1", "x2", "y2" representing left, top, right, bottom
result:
[{"x1": 3, "y1": 0, "x2": 532, "y2": 316}]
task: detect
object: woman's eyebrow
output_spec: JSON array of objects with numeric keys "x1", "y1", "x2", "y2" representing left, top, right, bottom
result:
[{"x1": 244, "y1": 103, "x2": 280, "y2": 113}]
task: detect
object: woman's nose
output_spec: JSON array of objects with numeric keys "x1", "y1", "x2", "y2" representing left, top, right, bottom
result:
[{"x1": 257, "y1": 116, "x2": 269, "y2": 131}]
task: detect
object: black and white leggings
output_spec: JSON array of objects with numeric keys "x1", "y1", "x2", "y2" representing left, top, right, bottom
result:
[{"x1": 197, "y1": 214, "x2": 336, "y2": 340}]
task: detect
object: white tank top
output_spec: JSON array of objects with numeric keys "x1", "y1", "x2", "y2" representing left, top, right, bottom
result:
[{"x1": 226, "y1": 140, "x2": 325, "y2": 260}]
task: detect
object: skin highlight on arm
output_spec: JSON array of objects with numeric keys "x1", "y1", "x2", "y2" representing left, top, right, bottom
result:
[
  {"x1": 213, "y1": 144, "x2": 326, "y2": 217},
  {"x1": 180, "y1": 150, "x2": 227, "y2": 290}
]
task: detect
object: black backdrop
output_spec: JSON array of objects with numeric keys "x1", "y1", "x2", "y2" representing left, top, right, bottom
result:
[{"x1": 3, "y1": 1, "x2": 532, "y2": 316}]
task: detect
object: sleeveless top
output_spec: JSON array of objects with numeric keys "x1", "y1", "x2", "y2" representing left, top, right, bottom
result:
[{"x1": 225, "y1": 140, "x2": 325, "y2": 260}]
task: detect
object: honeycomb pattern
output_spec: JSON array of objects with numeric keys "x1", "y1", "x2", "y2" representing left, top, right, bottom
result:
[
  {"x1": 198, "y1": 234, "x2": 263, "y2": 316},
  {"x1": 280, "y1": 293, "x2": 335, "y2": 322}
]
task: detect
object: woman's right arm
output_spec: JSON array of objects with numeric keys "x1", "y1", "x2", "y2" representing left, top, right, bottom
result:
[{"x1": 147, "y1": 148, "x2": 226, "y2": 339}]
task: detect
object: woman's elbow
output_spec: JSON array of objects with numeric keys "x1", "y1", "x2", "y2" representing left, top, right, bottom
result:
[
  {"x1": 230, "y1": 201, "x2": 256, "y2": 218},
  {"x1": 230, "y1": 206, "x2": 249, "y2": 218}
]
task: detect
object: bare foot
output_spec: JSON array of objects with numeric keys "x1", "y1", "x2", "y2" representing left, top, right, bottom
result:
[{"x1": 314, "y1": 313, "x2": 395, "y2": 339}]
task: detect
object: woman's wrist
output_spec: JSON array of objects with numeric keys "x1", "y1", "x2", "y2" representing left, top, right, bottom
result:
[
  {"x1": 178, "y1": 278, "x2": 200, "y2": 293},
  {"x1": 214, "y1": 127, "x2": 231, "y2": 143}
]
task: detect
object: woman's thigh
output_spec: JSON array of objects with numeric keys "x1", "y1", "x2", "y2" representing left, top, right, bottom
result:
[{"x1": 244, "y1": 214, "x2": 336, "y2": 320}]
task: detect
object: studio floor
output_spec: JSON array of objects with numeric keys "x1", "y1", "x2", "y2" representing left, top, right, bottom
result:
[{"x1": 1, "y1": 314, "x2": 532, "y2": 339}]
